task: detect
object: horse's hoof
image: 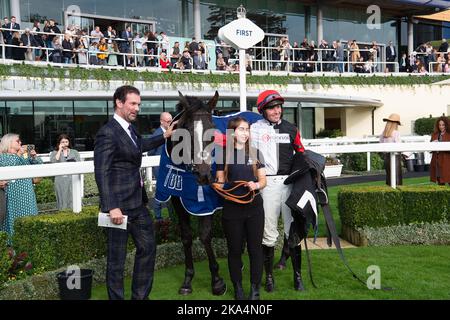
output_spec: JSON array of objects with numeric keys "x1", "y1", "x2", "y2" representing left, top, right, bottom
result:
[
  {"x1": 212, "y1": 278, "x2": 227, "y2": 296},
  {"x1": 179, "y1": 286, "x2": 193, "y2": 295}
]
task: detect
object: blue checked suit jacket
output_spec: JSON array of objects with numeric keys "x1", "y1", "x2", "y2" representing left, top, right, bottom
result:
[{"x1": 94, "y1": 118, "x2": 165, "y2": 212}]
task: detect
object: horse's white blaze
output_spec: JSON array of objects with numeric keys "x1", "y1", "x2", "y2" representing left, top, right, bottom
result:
[{"x1": 194, "y1": 120, "x2": 204, "y2": 160}]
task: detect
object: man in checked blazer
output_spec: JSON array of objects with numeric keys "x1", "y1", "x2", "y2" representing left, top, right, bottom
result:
[{"x1": 94, "y1": 85, "x2": 176, "y2": 300}]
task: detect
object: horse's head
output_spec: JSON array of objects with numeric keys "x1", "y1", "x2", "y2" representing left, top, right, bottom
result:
[{"x1": 171, "y1": 91, "x2": 219, "y2": 185}]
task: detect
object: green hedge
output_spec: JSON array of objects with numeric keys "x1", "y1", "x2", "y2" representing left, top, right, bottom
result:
[
  {"x1": 338, "y1": 185, "x2": 450, "y2": 229},
  {"x1": 339, "y1": 152, "x2": 384, "y2": 172},
  {"x1": 13, "y1": 207, "x2": 107, "y2": 272},
  {"x1": 12, "y1": 205, "x2": 225, "y2": 273},
  {"x1": 0, "y1": 232, "x2": 9, "y2": 285},
  {"x1": 414, "y1": 116, "x2": 450, "y2": 135},
  {"x1": 316, "y1": 128, "x2": 344, "y2": 138},
  {"x1": 34, "y1": 178, "x2": 56, "y2": 204}
]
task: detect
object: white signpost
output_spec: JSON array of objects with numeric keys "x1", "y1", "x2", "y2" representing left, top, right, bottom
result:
[{"x1": 218, "y1": 6, "x2": 265, "y2": 111}]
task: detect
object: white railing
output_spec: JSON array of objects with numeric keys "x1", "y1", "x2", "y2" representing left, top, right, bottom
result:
[
  {"x1": 1, "y1": 142, "x2": 450, "y2": 213},
  {"x1": 0, "y1": 155, "x2": 159, "y2": 213},
  {"x1": 303, "y1": 135, "x2": 432, "y2": 171}
]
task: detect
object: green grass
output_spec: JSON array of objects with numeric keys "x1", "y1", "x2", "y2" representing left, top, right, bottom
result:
[
  {"x1": 91, "y1": 245, "x2": 450, "y2": 300},
  {"x1": 316, "y1": 176, "x2": 432, "y2": 237},
  {"x1": 92, "y1": 176, "x2": 448, "y2": 300}
]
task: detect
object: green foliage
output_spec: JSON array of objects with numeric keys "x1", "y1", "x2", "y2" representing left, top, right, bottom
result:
[
  {"x1": 83, "y1": 173, "x2": 99, "y2": 197},
  {"x1": 11, "y1": 204, "x2": 225, "y2": 273},
  {"x1": 414, "y1": 116, "x2": 449, "y2": 135},
  {"x1": 1, "y1": 64, "x2": 449, "y2": 88},
  {"x1": 316, "y1": 128, "x2": 344, "y2": 138},
  {"x1": 0, "y1": 232, "x2": 33, "y2": 287},
  {"x1": 338, "y1": 186, "x2": 403, "y2": 229},
  {"x1": 34, "y1": 178, "x2": 56, "y2": 204},
  {"x1": 398, "y1": 186, "x2": 450, "y2": 223},
  {"x1": 0, "y1": 232, "x2": 9, "y2": 285},
  {"x1": 339, "y1": 152, "x2": 384, "y2": 171},
  {"x1": 12, "y1": 206, "x2": 107, "y2": 272},
  {"x1": 338, "y1": 185, "x2": 450, "y2": 229},
  {"x1": 360, "y1": 220, "x2": 450, "y2": 246}
]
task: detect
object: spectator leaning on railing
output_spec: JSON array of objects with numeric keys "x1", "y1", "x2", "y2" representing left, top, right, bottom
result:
[{"x1": 0, "y1": 133, "x2": 43, "y2": 241}]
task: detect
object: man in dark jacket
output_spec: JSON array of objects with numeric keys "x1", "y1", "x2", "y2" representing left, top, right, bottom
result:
[{"x1": 94, "y1": 85, "x2": 176, "y2": 300}]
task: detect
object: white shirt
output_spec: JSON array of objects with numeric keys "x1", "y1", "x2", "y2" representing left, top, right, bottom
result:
[{"x1": 113, "y1": 113, "x2": 137, "y2": 146}]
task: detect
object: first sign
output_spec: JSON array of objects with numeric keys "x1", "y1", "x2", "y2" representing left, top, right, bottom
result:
[{"x1": 218, "y1": 18, "x2": 265, "y2": 50}]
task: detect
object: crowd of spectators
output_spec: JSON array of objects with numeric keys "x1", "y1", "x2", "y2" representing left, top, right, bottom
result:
[{"x1": 1, "y1": 15, "x2": 449, "y2": 74}]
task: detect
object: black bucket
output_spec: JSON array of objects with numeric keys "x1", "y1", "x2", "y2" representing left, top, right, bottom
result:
[{"x1": 57, "y1": 269, "x2": 94, "y2": 300}]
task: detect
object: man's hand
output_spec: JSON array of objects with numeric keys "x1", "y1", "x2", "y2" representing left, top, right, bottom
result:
[
  {"x1": 163, "y1": 120, "x2": 178, "y2": 139},
  {"x1": 109, "y1": 208, "x2": 124, "y2": 225},
  {"x1": 0, "y1": 180, "x2": 8, "y2": 189}
]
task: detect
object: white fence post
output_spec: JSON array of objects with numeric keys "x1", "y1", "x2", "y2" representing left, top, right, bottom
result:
[
  {"x1": 72, "y1": 174, "x2": 83, "y2": 213},
  {"x1": 146, "y1": 167, "x2": 153, "y2": 192},
  {"x1": 390, "y1": 152, "x2": 396, "y2": 189},
  {"x1": 367, "y1": 151, "x2": 371, "y2": 171}
]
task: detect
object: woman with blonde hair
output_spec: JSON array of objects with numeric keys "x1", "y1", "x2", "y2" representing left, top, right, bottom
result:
[
  {"x1": 0, "y1": 134, "x2": 42, "y2": 240},
  {"x1": 379, "y1": 113, "x2": 402, "y2": 185}
]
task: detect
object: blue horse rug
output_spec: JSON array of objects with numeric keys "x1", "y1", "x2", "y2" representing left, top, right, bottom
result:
[{"x1": 155, "y1": 111, "x2": 262, "y2": 215}]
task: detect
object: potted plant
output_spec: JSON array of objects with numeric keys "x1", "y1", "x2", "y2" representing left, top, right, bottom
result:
[{"x1": 324, "y1": 156, "x2": 343, "y2": 178}]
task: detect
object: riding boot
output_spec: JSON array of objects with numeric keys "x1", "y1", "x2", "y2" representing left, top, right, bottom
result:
[
  {"x1": 248, "y1": 283, "x2": 260, "y2": 300},
  {"x1": 263, "y1": 245, "x2": 275, "y2": 292},
  {"x1": 274, "y1": 235, "x2": 290, "y2": 270},
  {"x1": 233, "y1": 281, "x2": 245, "y2": 300},
  {"x1": 178, "y1": 268, "x2": 195, "y2": 295},
  {"x1": 290, "y1": 245, "x2": 305, "y2": 291},
  {"x1": 210, "y1": 263, "x2": 227, "y2": 296}
]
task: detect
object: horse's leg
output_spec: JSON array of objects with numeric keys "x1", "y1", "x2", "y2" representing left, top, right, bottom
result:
[
  {"x1": 171, "y1": 196, "x2": 195, "y2": 295},
  {"x1": 199, "y1": 215, "x2": 227, "y2": 296}
]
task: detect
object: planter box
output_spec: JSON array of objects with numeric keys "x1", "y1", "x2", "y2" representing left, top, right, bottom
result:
[{"x1": 324, "y1": 164, "x2": 343, "y2": 178}]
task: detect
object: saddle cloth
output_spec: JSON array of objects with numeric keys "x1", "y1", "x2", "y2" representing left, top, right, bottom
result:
[{"x1": 155, "y1": 111, "x2": 262, "y2": 215}]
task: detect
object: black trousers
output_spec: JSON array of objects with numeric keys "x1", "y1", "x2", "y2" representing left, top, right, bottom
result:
[
  {"x1": 222, "y1": 195, "x2": 264, "y2": 285},
  {"x1": 106, "y1": 205, "x2": 156, "y2": 300},
  {"x1": 384, "y1": 153, "x2": 403, "y2": 186}
]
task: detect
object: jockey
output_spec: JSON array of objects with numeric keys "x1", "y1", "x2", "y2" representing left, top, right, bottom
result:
[{"x1": 250, "y1": 89, "x2": 305, "y2": 292}]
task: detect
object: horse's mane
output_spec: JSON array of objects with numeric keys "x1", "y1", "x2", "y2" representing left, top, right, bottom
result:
[{"x1": 176, "y1": 96, "x2": 211, "y2": 126}]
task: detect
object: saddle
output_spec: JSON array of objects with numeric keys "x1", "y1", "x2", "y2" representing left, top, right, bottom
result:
[{"x1": 284, "y1": 150, "x2": 370, "y2": 289}]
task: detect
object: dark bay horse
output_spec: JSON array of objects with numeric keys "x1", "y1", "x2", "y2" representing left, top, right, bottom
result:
[{"x1": 160, "y1": 91, "x2": 226, "y2": 295}]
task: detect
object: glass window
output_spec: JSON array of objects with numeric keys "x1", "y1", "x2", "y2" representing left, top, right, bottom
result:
[
  {"x1": 33, "y1": 101, "x2": 74, "y2": 153},
  {"x1": 74, "y1": 100, "x2": 108, "y2": 151},
  {"x1": 137, "y1": 100, "x2": 163, "y2": 136},
  {"x1": 6, "y1": 101, "x2": 34, "y2": 148},
  {"x1": 301, "y1": 107, "x2": 314, "y2": 139}
]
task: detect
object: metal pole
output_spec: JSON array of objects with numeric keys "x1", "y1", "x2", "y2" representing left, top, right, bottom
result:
[
  {"x1": 239, "y1": 49, "x2": 246, "y2": 111},
  {"x1": 367, "y1": 151, "x2": 371, "y2": 171}
]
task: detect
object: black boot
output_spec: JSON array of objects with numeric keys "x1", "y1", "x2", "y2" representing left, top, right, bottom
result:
[
  {"x1": 263, "y1": 245, "x2": 275, "y2": 292},
  {"x1": 178, "y1": 268, "x2": 194, "y2": 295},
  {"x1": 249, "y1": 283, "x2": 260, "y2": 300},
  {"x1": 233, "y1": 281, "x2": 245, "y2": 300},
  {"x1": 290, "y1": 245, "x2": 305, "y2": 291},
  {"x1": 274, "y1": 236, "x2": 290, "y2": 270}
]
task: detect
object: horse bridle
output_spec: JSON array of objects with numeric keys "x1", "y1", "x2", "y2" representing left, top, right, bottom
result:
[
  {"x1": 169, "y1": 109, "x2": 214, "y2": 174},
  {"x1": 211, "y1": 181, "x2": 256, "y2": 204}
]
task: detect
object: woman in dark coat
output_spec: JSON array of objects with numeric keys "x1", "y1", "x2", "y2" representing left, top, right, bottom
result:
[{"x1": 430, "y1": 116, "x2": 450, "y2": 185}]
